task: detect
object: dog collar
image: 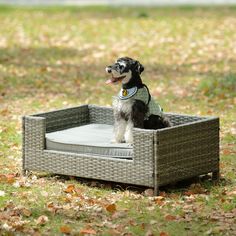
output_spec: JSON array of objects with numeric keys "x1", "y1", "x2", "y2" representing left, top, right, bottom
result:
[{"x1": 119, "y1": 87, "x2": 138, "y2": 100}]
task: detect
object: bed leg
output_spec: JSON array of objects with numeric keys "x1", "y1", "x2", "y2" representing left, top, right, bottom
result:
[
  {"x1": 154, "y1": 185, "x2": 159, "y2": 196},
  {"x1": 22, "y1": 169, "x2": 28, "y2": 176}
]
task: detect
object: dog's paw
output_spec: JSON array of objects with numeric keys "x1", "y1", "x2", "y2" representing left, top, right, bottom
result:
[
  {"x1": 111, "y1": 138, "x2": 125, "y2": 144},
  {"x1": 125, "y1": 133, "x2": 133, "y2": 144},
  {"x1": 125, "y1": 137, "x2": 133, "y2": 144},
  {"x1": 127, "y1": 143, "x2": 133, "y2": 147}
]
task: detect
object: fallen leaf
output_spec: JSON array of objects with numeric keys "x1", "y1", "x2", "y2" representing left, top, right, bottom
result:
[
  {"x1": 150, "y1": 220, "x2": 157, "y2": 225},
  {"x1": 169, "y1": 193, "x2": 179, "y2": 199},
  {"x1": 13, "y1": 181, "x2": 21, "y2": 188},
  {"x1": 160, "y1": 232, "x2": 169, "y2": 236},
  {"x1": 155, "y1": 196, "x2": 165, "y2": 201},
  {"x1": 0, "y1": 174, "x2": 6, "y2": 182},
  {"x1": 2, "y1": 223, "x2": 12, "y2": 231},
  {"x1": 165, "y1": 215, "x2": 176, "y2": 221},
  {"x1": 206, "y1": 229, "x2": 213, "y2": 235},
  {"x1": 21, "y1": 208, "x2": 32, "y2": 217},
  {"x1": 140, "y1": 222, "x2": 146, "y2": 230},
  {"x1": 107, "y1": 229, "x2": 121, "y2": 235},
  {"x1": 144, "y1": 189, "x2": 154, "y2": 197},
  {"x1": 129, "y1": 219, "x2": 137, "y2": 226},
  {"x1": 0, "y1": 108, "x2": 10, "y2": 116},
  {"x1": 111, "y1": 211, "x2": 126, "y2": 219},
  {"x1": 47, "y1": 202, "x2": 54, "y2": 208},
  {"x1": 226, "y1": 190, "x2": 236, "y2": 196},
  {"x1": 6, "y1": 174, "x2": 16, "y2": 184},
  {"x1": 154, "y1": 196, "x2": 165, "y2": 205},
  {"x1": 0, "y1": 173, "x2": 16, "y2": 184},
  {"x1": 159, "y1": 191, "x2": 167, "y2": 197},
  {"x1": 47, "y1": 202, "x2": 59, "y2": 214},
  {"x1": 64, "y1": 184, "x2": 75, "y2": 193},
  {"x1": 106, "y1": 203, "x2": 116, "y2": 213},
  {"x1": 223, "y1": 149, "x2": 232, "y2": 155},
  {"x1": 145, "y1": 229, "x2": 154, "y2": 236},
  {"x1": 184, "y1": 183, "x2": 207, "y2": 195},
  {"x1": 79, "y1": 228, "x2": 96, "y2": 235},
  {"x1": 230, "y1": 127, "x2": 236, "y2": 135},
  {"x1": 224, "y1": 213, "x2": 235, "y2": 218},
  {"x1": 35, "y1": 215, "x2": 49, "y2": 225},
  {"x1": 146, "y1": 206, "x2": 155, "y2": 211},
  {"x1": 60, "y1": 225, "x2": 71, "y2": 234}
]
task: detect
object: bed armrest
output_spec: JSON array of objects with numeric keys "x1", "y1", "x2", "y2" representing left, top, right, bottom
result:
[
  {"x1": 23, "y1": 116, "x2": 46, "y2": 150},
  {"x1": 133, "y1": 128, "x2": 154, "y2": 164},
  {"x1": 154, "y1": 117, "x2": 220, "y2": 186},
  {"x1": 22, "y1": 116, "x2": 46, "y2": 172}
]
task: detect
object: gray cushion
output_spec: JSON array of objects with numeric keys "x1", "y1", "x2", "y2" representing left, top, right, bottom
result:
[{"x1": 46, "y1": 124, "x2": 133, "y2": 159}]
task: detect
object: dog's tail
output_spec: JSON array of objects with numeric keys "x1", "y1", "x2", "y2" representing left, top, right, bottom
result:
[{"x1": 162, "y1": 116, "x2": 172, "y2": 127}]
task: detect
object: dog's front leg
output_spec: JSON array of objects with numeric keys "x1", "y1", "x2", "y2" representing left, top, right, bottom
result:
[
  {"x1": 125, "y1": 119, "x2": 134, "y2": 144},
  {"x1": 114, "y1": 119, "x2": 127, "y2": 143}
]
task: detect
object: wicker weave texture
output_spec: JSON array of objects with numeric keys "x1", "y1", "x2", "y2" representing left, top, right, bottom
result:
[
  {"x1": 89, "y1": 105, "x2": 114, "y2": 125},
  {"x1": 155, "y1": 118, "x2": 219, "y2": 186},
  {"x1": 34, "y1": 105, "x2": 89, "y2": 132},
  {"x1": 22, "y1": 105, "x2": 220, "y2": 191}
]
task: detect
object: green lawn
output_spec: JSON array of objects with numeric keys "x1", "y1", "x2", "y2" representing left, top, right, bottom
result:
[{"x1": 0, "y1": 5, "x2": 235, "y2": 236}]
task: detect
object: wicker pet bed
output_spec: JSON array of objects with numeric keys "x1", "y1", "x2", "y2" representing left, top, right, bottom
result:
[{"x1": 22, "y1": 104, "x2": 220, "y2": 195}]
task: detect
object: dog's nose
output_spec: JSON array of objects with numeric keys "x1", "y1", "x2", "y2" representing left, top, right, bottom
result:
[{"x1": 106, "y1": 67, "x2": 112, "y2": 73}]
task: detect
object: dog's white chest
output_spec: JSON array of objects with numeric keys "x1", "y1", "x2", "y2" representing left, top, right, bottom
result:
[{"x1": 113, "y1": 96, "x2": 134, "y2": 115}]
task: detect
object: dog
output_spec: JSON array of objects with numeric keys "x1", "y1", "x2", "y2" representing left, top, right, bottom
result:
[{"x1": 105, "y1": 57, "x2": 171, "y2": 143}]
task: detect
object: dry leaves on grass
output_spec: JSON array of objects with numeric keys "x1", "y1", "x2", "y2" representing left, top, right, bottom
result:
[
  {"x1": 60, "y1": 225, "x2": 72, "y2": 234},
  {"x1": 0, "y1": 173, "x2": 17, "y2": 184},
  {"x1": 1, "y1": 170, "x2": 235, "y2": 236},
  {"x1": 184, "y1": 183, "x2": 208, "y2": 196},
  {"x1": 0, "y1": 202, "x2": 33, "y2": 234}
]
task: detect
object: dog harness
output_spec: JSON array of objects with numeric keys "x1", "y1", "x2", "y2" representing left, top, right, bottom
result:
[{"x1": 118, "y1": 86, "x2": 163, "y2": 118}]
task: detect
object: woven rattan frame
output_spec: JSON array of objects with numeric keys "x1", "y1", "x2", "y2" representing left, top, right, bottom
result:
[{"x1": 22, "y1": 105, "x2": 220, "y2": 195}]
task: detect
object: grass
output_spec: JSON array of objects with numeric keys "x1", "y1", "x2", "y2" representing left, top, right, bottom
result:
[
  {"x1": 198, "y1": 74, "x2": 236, "y2": 98},
  {"x1": 0, "y1": 5, "x2": 236, "y2": 236}
]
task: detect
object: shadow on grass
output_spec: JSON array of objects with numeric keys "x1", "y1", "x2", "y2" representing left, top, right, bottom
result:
[
  {"x1": 0, "y1": 5, "x2": 236, "y2": 19},
  {"x1": 1, "y1": 46, "x2": 236, "y2": 76},
  {"x1": 0, "y1": 46, "x2": 235, "y2": 100},
  {"x1": 42, "y1": 173, "x2": 231, "y2": 196}
]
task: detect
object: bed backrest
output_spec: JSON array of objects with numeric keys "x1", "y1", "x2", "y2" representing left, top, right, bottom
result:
[{"x1": 34, "y1": 105, "x2": 89, "y2": 132}]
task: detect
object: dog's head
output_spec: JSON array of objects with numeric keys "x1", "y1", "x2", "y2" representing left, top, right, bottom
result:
[{"x1": 105, "y1": 57, "x2": 144, "y2": 86}]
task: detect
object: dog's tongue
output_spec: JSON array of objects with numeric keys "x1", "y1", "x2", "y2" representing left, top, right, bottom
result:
[
  {"x1": 105, "y1": 79, "x2": 112, "y2": 84},
  {"x1": 105, "y1": 79, "x2": 114, "y2": 84}
]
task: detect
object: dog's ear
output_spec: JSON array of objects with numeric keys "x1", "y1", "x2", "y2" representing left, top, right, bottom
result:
[{"x1": 134, "y1": 60, "x2": 144, "y2": 74}]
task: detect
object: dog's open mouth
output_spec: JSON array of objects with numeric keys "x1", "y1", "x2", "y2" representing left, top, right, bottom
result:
[{"x1": 106, "y1": 75, "x2": 126, "y2": 84}]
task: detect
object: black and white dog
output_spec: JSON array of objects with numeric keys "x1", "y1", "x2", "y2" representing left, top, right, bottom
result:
[{"x1": 106, "y1": 57, "x2": 171, "y2": 143}]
